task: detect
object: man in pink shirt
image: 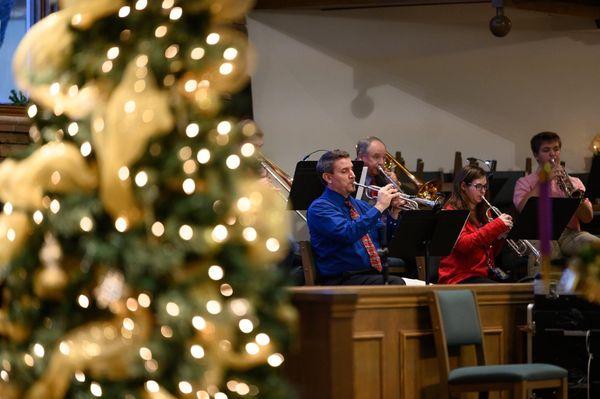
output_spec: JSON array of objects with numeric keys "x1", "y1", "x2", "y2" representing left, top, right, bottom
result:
[{"x1": 513, "y1": 131, "x2": 599, "y2": 256}]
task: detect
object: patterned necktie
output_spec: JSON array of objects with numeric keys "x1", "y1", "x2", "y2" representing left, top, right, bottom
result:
[{"x1": 344, "y1": 198, "x2": 382, "y2": 272}]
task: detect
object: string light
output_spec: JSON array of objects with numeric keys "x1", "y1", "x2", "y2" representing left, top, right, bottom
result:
[
  {"x1": 186, "y1": 123, "x2": 200, "y2": 138},
  {"x1": 192, "y1": 316, "x2": 206, "y2": 330},
  {"x1": 266, "y1": 237, "x2": 280, "y2": 252},
  {"x1": 6, "y1": 229, "x2": 16, "y2": 242},
  {"x1": 126, "y1": 298, "x2": 139, "y2": 312},
  {"x1": 208, "y1": 265, "x2": 224, "y2": 280},
  {"x1": 206, "y1": 300, "x2": 222, "y2": 314},
  {"x1": 179, "y1": 381, "x2": 193, "y2": 394},
  {"x1": 183, "y1": 159, "x2": 197, "y2": 174},
  {"x1": 182, "y1": 178, "x2": 195, "y2": 194},
  {"x1": 165, "y1": 44, "x2": 179, "y2": 59},
  {"x1": 160, "y1": 325, "x2": 173, "y2": 338},
  {"x1": 214, "y1": 392, "x2": 228, "y2": 399},
  {"x1": 75, "y1": 371, "x2": 86, "y2": 382},
  {"x1": 135, "y1": 171, "x2": 149, "y2": 187},
  {"x1": 217, "y1": 121, "x2": 231, "y2": 135},
  {"x1": 23, "y1": 354, "x2": 34, "y2": 367},
  {"x1": 206, "y1": 33, "x2": 220, "y2": 45},
  {"x1": 184, "y1": 79, "x2": 198, "y2": 92},
  {"x1": 145, "y1": 380, "x2": 160, "y2": 393},
  {"x1": 245, "y1": 343, "x2": 259, "y2": 355},
  {"x1": 49, "y1": 82, "x2": 60, "y2": 96},
  {"x1": 223, "y1": 48, "x2": 238, "y2": 60},
  {"x1": 190, "y1": 47, "x2": 205, "y2": 60},
  {"x1": 220, "y1": 284, "x2": 233, "y2": 297},
  {"x1": 50, "y1": 171, "x2": 61, "y2": 185},
  {"x1": 197, "y1": 148, "x2": 211, "y2": 164},
  {"x1": 139, "y1": 347, "x2": 152, "y2": 361},
  {"x1": 124, "y1": 100, "x2": 136, "y2": 113},
  {"x1": 211, "y1": 224, "x2": 228, "y2": 242},
  {"x1": 240, "y1": 143, "x2": 255, "y2": 157},
  {"x1": 118, "y1": 166, "x2": 130, "y2": 181},
  {"x1": 101, "y1": 60, "x2": 113, "y2": 73},
  {"x1": 118, "y1": 6, "x2": 130, "y2": 17},
  {"x1": 155, "y1": 25, "x2": 167, "y2": 38},
  {"x1": 267, "y1": 353, "x2": 284, "y2": 367},
  {"x1": 169, "y1": 7, "x2": 183, "y2": 20},
  {"x1": 239, "y1": 319, "x2": 253, "y2": 333},
  {"x1": 226, "y1": 155, "x2": 240, "y2": 169},
  {"x1": 32, "y1": 343, "x2": 45, "y2": 358},
  {"x1": 237, "y1": 197, "x2": 251, "y2": 212},
  {"x1": 115, "y1": 217, "x2": 128, "y2": 232},
  {"x1": 162, "y1": 0, "x2": 175, "y2": 9},
  {"x1": 27, "y1": 104, "x2": 37, "y2": 118},
  {"x1": 56, "y1": 341, "x2": 69, "y2": 356},
  {"x1": 178, "y1": 146, "x2": 192, "y2": 160},
  {"x1": 33, "y1": 210, "x2": 44, "y2": 224},
  {"x1": 135, "y1": 0, "x2": 148, "y2": 10},
  {"x1": 67, "y1": 122, "x2": 79, "y2": 136},
  {"x1": 179, "y1": 225, "x2": 194, "y2": 240},
  {"x1": 138, "y1": 293, "x2": 151, "y2": 307},
  {"x1": 151, "y1": 221, "x2": 165, "y2": 237},
  {"x1": 106, "y1": 46, "x2": 120, "y2": 60},
  {"x1": 166, "y1": 302, "x2": 180, "y2": 317},
  {"x1": 78, "y1": 294, "x2": 90, "y2": 308},
  {"x1": 190, "y1": 344, "x2": 205, "y2": 359},
  {"x1": 80, "y1": 216, "x2": 94, "y2": 232},
  {"x1": 80, "y1": 141, "x2": 92, "y2": 157},
  {"x1": 256, "y1": 333, "x2": 270, "y2": 346},
  {"x1": 3, "y1": 202, "x2": 12, "y2": 215},
  {"x1": 90, "y1": 382, "x2": 102, "y2": 397},
  {"x1": 219, "y1": 63, "x2": 233, "y2": 75},
  {"x1": 50, "y1": 199, "x2": 60, "y2": 214},
  {"x1": 230, "y1": 299, "x2": 249, "y2": 316},
  {"x1": 236, "y1": 383, "x2": 250, "y2": 395}
]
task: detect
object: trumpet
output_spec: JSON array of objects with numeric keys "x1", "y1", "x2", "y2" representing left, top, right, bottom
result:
[
  {"x1": 354, "y1": 182, "x2": 439, "y2": 210},
  {"x1": 549, "y1": 158, "x2": 584, "y2": 198},
  {"x1": 377, "y1": 166, "x2": 443, "y2": 209},
  {"x1": 480, "y1": 196, "x2": 540, "y2": 260}
]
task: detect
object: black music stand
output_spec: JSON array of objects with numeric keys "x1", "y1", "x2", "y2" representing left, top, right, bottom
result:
[
  {"x1": 288, "y1": 160, "x2": 365, "y2": 211},
  {"x1": 508, "y1": 197, "x2": 581, "y2": 241},
  {"x1": 387, "y1": 209, "x2": 469, "y2": 284}
]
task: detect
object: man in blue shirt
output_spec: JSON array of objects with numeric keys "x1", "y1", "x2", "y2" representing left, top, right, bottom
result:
[{"x1": 307, "y1": 149, "x2": 407, "y2": 285}]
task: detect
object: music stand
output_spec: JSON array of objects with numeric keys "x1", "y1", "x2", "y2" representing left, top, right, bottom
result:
[
  {"x1": 288, "y1": 160, "x2": 365, "y2": 211},
  {"x1": 488, "y1": 171, "x2": 525, "y2": 206},
  {"x1": 387, "y1": 209, "x2": 469, "y2": 284},
  {"x1": 508, "y1": 197, "x2": 581, "y2": 241}
]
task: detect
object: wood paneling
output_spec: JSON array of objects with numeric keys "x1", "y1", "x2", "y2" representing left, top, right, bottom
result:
[
  {"x1": 287, "y1": 284, "x2": 533, "y2": 399},
  {"x1": 0, "y1": 106, "x2": 30, "y2": 160}
]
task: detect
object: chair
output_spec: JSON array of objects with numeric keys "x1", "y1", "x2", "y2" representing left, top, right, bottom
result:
[
  {"x1": 429, "y1": 290, "x2": 568, "y2": 399},
  {"x1": 299, "y1": 240, "x2": 319, "y2": 285}
]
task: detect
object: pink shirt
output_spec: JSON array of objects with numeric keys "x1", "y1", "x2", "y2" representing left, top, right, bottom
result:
[{"x1": 513, "y1": 171, "x2": 588, "y2": 231}]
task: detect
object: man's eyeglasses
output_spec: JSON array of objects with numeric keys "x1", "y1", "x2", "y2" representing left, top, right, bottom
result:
[{"x1": 468, "y1": 183, "x2": 488, "y2": 191}]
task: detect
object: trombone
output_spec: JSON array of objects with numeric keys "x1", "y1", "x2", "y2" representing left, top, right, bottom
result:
[
  {"x1": 377, "y1": 166, "x2": 443, "y2": 209},
  {"x1": 257, "y1": 152, "x2": 307, "y2": 222},
  {"x1": 480, "y1": 196, "x2": 540, "y2": 260},
  {"x1": 384, "y1": 151, "x2": 442, "y2": 201}
]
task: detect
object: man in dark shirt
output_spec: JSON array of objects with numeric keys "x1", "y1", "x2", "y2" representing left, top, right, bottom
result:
[{"x1": 307, "y1": 149, "x2": 408, "y2": 285}]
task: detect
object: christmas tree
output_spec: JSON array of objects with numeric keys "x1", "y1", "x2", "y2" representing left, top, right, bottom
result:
[{"x1": 0, "y1": 1, "x2": 295, "y2": 398}]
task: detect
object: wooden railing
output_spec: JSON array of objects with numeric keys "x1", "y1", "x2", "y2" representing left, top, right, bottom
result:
[{"x1": 285, "y1": 283, "x2": 533, "y2": 399}]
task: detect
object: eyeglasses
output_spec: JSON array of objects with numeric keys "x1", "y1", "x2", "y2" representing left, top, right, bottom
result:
[{"x1": 468, "y1": 183, "x2": 488, "y2": 191}]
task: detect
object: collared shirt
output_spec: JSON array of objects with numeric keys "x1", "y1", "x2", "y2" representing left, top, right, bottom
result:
[
  {"x1": 307, "y1": 187, "x2": 399, "y2": 277},
  {"x1": 513, "y1": 170, "x2": 588, "y2": 231}
]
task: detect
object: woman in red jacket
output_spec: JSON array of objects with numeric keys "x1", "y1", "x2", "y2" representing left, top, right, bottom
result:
[{"x1": 438, "y1": 165, "x2": 514, "y2": 284}]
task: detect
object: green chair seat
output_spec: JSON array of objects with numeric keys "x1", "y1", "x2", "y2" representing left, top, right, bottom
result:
[{"x1": 449, "y1": 363, "x2": 568, "y2": 384}]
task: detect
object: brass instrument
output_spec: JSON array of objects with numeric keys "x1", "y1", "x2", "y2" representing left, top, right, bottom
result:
[
  {"x1": 377, "y1": 165, "x2": 442, "y2": 209},
  {"x1": 481, "y1": 196, "x2": 541, "y2": 261},
  {"x1": 549, "y1": 158, "x2": 584, "y2": 198},
  {"x1": 257, "y1": 152, "x2": 307, "y2": 222},
  {"x1": 384, "y1": 151, "x2": 442, "y2": 201},
  {"x1": 354, "y1": 182, "x2": 419, "y2": 210}
]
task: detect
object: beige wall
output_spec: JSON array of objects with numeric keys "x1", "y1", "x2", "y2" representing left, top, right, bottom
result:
[{"x1": 247, "y1": 4, "x2": 600, "y2": 174}]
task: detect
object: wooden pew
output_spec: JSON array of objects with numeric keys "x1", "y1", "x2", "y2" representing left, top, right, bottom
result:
[{"x1": 285, "y1": 284, "x2": 533, "y2": 399}]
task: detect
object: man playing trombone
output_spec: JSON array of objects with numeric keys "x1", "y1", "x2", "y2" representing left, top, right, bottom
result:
[
  {"x1": 356, "y1": 136, "x2": 399, "y2": 197},
  {"x1": 307, "y1": 150, "x2": 410, "y2": 285}
]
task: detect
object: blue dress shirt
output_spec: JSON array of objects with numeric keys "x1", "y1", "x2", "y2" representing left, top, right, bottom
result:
[{"x1": 307, "y1": 187, "x2": 399, "y2": 277}]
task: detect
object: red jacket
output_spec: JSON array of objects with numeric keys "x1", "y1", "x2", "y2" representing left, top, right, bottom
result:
[{"x1": 438, "y1": 205, "x2": 510, "y2": 284}]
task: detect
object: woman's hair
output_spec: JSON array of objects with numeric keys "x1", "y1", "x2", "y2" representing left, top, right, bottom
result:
[{"x1": 446, "y1": 165, "x2": 488, "y2": 223}]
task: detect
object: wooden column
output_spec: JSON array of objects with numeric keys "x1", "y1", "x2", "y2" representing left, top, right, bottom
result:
[{"x1": 286, "y1": 291, "x2": 357, "y2": 399}]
